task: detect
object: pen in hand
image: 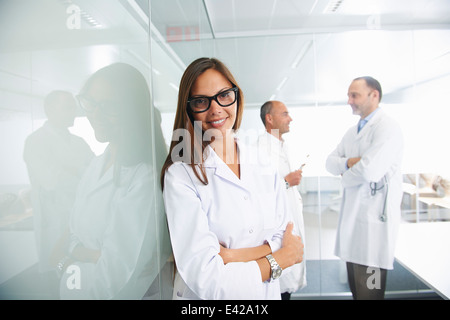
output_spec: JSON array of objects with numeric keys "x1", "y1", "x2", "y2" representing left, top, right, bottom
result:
[{"x1": 299, "y1": 154, "x2": 309, "y2": 170}]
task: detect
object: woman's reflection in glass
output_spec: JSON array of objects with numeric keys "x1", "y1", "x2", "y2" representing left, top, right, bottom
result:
[{"x1": 53, "y1": 63, "x2": 171, "y2": 299}]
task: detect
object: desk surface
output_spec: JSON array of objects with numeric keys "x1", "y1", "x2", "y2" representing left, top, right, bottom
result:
[
  {"x1": 395, "y1": 221, "x2": 450, "y2": 299},
  {"x1": 419, "y1": 196, "x2": 450, "y2": 209},
  {"x1": 402, "y1": 182, "x2": 450, "y2": 210}
]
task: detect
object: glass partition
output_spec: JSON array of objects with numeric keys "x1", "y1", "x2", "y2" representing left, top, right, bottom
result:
[
  {"x1": 0, "y1": 0, "x2": 172, "y2": 300},
  {"x1": 147, "y1": 0, "x2": 449, "y2": 299}
]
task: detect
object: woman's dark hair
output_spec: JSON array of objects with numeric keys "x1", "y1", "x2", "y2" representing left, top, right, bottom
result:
[{"x1": 81, "y1": 63, "x2": 166, "y2": 182}]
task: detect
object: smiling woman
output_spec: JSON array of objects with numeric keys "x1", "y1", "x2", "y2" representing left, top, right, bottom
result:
[
  {"x1": 160, "y1": 57, "x2": 304, "y2": 300},
  {"x1": 161, "y1": 57, "x2": 245, "y2": 186}
]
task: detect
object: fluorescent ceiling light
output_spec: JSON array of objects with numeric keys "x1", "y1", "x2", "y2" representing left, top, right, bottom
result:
[
  {"x1": 276, "y1": 77, "x2": 289, "y2": 91},
  {"x1": 291, "y1": 40, "x2": 313, "y2": 69},
  {"x1": 80, "y1": 9, "x2": 102, "y2": 27},
  {"x1": 126, "y1": 0, "x2": 149, "y2": 24},
  {"x1": 309, "y1": 0, "x2": 319, "y2": 15},
  {"x1": 323, "y1": 0, "x2": 344, "y2": 14},
  {"x1": 169, "y1": 82, "x2": 179, "y2": 91}
]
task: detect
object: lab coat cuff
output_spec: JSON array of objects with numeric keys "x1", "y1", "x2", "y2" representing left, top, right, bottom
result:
[{"x1": 265, "y1": 239, "x2": 281, "y2": 253}]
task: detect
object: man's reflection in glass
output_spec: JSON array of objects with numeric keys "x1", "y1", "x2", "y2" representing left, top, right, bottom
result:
[{"x1": 23, "y1": 90, "x2": 94, "y2": 293}]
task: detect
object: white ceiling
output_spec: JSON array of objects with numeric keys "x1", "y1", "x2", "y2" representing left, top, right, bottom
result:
[
  {"x1": 150, "y1": 0, "x2": 450, "y2": 108},
  {"x1": 1, "y1": 0, "x2": 450, "y2": 114}
]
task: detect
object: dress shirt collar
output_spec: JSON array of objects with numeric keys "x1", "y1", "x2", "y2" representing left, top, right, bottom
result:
[{"x1": 358, "y1": 107, "x2": 379, "y2": 132}]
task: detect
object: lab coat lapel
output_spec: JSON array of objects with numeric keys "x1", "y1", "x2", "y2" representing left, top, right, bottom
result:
[
  {"x1": 203, "y1": 144, "x2": 248, "y2": 191},
  {"x1": 366, "y1": 108, "x2": 384, "y2": 130},
  {"x1": 237, "y1": 141, "x2": 256, "y2": 192},
  {"x1": 354, "y1": 124, "x2": 364, "y2": 142},
  {"x1": 84, "y1": 151, "x2": 114, "y2": 195},
  {"x1": 355, "y1": 108, "x2": 384, "y2": 141}
]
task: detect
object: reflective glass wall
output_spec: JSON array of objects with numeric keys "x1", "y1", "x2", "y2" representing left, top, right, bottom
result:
[{"x1": 0, "y1": 0, "x2": 172, "y2": 299}]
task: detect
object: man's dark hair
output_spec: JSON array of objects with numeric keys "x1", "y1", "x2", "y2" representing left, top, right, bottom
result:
[
  {"x1": 354, "y1": 76, "x2": 382, "y2": 102},
  {"x1": 260, "y1": 101, "x2": 274, "y2": 127}
]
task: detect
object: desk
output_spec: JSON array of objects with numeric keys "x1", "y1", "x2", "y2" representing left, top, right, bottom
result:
[
  {"x1": 419, "y1": 196, "x2": 450, "y2": 209},
  {"x1": 402, "y1": 183, "x2": 436, "y2": 198},
  {"x1": 395, "y1": 221, "x2": 450, "y2": 299},
  {"x1": 402, "y1": 183, "x2": 450, "y2": 221}
]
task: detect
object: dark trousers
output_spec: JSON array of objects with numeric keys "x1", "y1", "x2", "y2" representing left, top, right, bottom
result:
[
  {"x1": 346, "y1": 262, "x2": 387, "y2": 300},
  {"x1": 281, "y1": 292, "x2": 291, "y2": 300}
]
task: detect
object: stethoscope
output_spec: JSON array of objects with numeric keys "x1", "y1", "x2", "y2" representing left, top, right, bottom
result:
[{"x1": 370, "y1": 176, "x2": 389, "y2": 222}]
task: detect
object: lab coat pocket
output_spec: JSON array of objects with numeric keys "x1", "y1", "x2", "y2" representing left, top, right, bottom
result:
[
  {"x1": 359, "y1": 185, "x2": 386, "y2": 224},
  {"x1": 173, "y1": 272, "x2": 200, "y2": 300}
]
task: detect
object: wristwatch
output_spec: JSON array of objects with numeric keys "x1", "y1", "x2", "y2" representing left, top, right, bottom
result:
[
  {"x1": 284, "y1": 179, "x2": 290, "y2": 189},
  {"x1": 266, "y1": 254, "x2": 282, "y2": 280}
]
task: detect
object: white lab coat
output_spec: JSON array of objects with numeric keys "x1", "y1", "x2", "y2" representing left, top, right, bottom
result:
[
  {"x1": 326, "y1": 108, "x2": 403, "y2": 270},
  {"x1": 23, "y1": 121, "x2": 94, "y2": 272},
  {"x1": 163, "y1": 140, "x2": 292, "y2": 300},
  {"x1": 257, "y1": 132, "x2": 306, "y2": 293},
  {"x1": 60, "y1": 147, "x2": 172, "y2": 299}
]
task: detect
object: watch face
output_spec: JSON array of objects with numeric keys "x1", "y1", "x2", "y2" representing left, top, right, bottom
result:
[{"x1": 273, "y1": 267, "x2": 282, "y2": 279}]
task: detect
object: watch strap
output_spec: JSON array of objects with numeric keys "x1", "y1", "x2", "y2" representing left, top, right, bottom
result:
[{"x1": 265, "y1": 254, "x2": 282, "y2": 280}]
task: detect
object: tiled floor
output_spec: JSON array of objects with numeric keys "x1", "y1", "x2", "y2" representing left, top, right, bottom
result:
[
  {"x1": 296, "y1": 191, "x2": 442, "y2": 299},
  {"x1": 0, "y1": 191, "x2": 443, "y2": 300}
]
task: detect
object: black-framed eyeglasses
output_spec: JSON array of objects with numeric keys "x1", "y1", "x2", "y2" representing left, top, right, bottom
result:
[
  {"x1": 76, "y1": 94, "x2": 120, "y2": 117},
  {"x1": 187, "y1": 87, "x2": 239, "y2": 113}
]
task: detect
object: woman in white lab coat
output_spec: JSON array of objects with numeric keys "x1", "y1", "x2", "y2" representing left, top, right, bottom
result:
[
  {"x1": 161, "y1": 57, "x2": 304, "y2": 300},
  {"x1": 326, "y1": 79, "x2": 404, "y2": 272},
  {"x1": 52, "y1": 63, "x2": 171, "y2": 299}
]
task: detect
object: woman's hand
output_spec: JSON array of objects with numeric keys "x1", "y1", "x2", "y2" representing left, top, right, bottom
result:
[
  {"x1": 219, "y1": 243, "x2": 272, "y2": 265},
  {"x1": 218, "y1": 222, "x2": 303, "y2": 283},
  {"x1": 71, "y1": 244, "x2": 101, "y2": 263},
  {"x1": 281, "y1": 222, "x2": 304, "y2": 266},
  {"x1": 256, "y1": 222, "x2": 303, "y2": 282},
  {"x1": 271, "y1": 222, "x2": 303, "y2": 270},
  {"x1": 219, "y1": 245, "x2": 233, "y2": 264}
]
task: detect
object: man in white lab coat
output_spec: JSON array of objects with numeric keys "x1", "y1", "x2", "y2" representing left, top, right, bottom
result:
[
  {"x1": 257, "y1": 100, "x2": 307, "y2": 300},
  {"x1": 326, "y1": 77, "x2": 403, "y2": 299},
  {"x1": 23, "y1": 91, "x2": 94, "y2": 280}
]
